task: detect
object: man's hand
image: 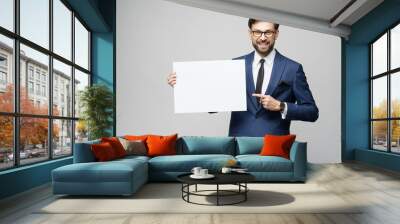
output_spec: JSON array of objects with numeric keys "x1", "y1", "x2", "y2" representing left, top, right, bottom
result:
[
  {"x1": 252, "y1": 93, "x2": 281, "y2": 111},
  {"x1": 167, "y1": 72, "x2": 177, "y2": 87}
]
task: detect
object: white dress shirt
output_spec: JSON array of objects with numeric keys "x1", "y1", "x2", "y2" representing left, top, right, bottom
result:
[{"x1": 252, "y1": 49, "x2": 287, "y2": 119}]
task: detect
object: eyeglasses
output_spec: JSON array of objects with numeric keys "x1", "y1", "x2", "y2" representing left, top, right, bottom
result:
[{"x1": 251, "y1": 30, "x2": 275, "y2": 38}]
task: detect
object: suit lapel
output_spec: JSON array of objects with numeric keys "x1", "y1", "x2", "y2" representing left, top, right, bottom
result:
[
  {"x1": 265, "y1": 50, "x2": 285, "y2": 96},
  {"x1": 245, "y1": 51, "x2": 258, "y2": 110}
]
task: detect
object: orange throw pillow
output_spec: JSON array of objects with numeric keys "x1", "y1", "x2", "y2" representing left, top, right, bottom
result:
[
  {"x1": 124, "y1": 135, "x2": 149, "y2": 141},
  {"x1": 146, "y1": 134, "x2": 178, "y2": 157},
  {"x1": 259, "y1": 134, "x2": 296, "y2": 159},
  {"x1": 101, "y1": 137, "x2": 127, "y2": 158},
  {"x1": 91, "y1": 142, "x2": 117, "y2": 161}
]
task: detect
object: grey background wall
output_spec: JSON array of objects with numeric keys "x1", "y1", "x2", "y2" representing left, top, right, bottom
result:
[{"x1": 116, "y1": 0, "x2": 341, "y2": 163}]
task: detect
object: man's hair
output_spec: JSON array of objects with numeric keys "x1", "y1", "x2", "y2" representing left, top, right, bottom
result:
[{"x1": 248, "y1": 18, "x2": 279, "y2": 30}]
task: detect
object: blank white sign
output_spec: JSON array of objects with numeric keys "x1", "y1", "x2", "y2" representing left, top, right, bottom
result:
[{"x1": 173, "y1": 60, "x2": 247, "y2": 113}]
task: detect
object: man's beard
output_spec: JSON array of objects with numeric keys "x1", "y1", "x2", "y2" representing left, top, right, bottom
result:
[{"x1": 252, "y1": 41, "x2": 275, "y2": 57}]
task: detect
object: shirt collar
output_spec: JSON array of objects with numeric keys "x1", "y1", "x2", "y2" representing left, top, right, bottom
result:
[{"x1": 254, "y1": 48, "x2": 276, "y2": 65}]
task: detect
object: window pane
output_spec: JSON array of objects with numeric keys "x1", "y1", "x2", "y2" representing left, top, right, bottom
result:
[
  {"x1": 53, "y1": 119, "x2": 72, "y2": 157},
  {"x1": 75, "y1": 120, "x2": 88, "y2": 143},
  {"x1": 53, "y1": 59, "x2": 72, "y2": 117},
  {"x1": 20, "y1": 0, "x2": 49, "y2": 49},
  {"x1": 20, "y1": 117, "x2": 49, "y2": 165},
  {"x1": 391, "y1": 24, "x2": 400, "y2": 70},
  {"x1": 0, "y1": 35, "x2": 14, "y2": 112},
  {"x1": 74, "y1": 69, "x2": 89, "y2": 118},
  {"x1": 372, "y1": 33, "x2": 387, "y2": 76},
  {"x1": 0, "y1": 0, "x2": 13, "y2": 31},
  {"x1": 372, "y1": 77, "x2": 387, "y2": 119},
  {"x1": 75, "y1": 18, "x2": 89, "y2": 70},
  {"x1": 20, "y1": 44, "x2": 49, "y2": 115},
  {"x1": 0, "y1": 116, "x2": 13, "y2": 170},
  {"x1": 372, "y1": 121, "x2": 387, "y2": 151},
  {"x1": 391, "y1": 72, "x2": 400, "y2": 117},
  {"x1": 53, "y1": 0, "x2": 72, "y2": 60},
  {"x1": 391, "y1": 120, "x2": 400, "y2": 153}
]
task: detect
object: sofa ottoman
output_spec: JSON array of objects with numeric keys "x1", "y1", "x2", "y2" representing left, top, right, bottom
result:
[
  {"x1": 52, "y1": 138, "x2": 150, "y2": 196},
  {"x1": 52, "y1": 154, "x2": 149, "y2": 196}
]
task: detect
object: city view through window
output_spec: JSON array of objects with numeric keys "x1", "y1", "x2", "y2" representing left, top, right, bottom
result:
[
  {"x1": 0, "y1": 0, "x2": 90, "y2": 170},
  {"x1": 371, "y1": 23, "x2": 400, "y2": 153}
]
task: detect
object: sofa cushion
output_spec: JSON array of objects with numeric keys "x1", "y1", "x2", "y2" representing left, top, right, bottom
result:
[
  {"x1": 52, "y1": 159, "x2": 147, "y2": 183},
  {"x1": 124, "y1": 135, "x2": 149, "y2": 142},
  {"x1": 148, "y1": 154, "x2": 235, "y2": 172},
  {"x1": 147, "y1": 134, "x2": 178, "y2": 157},
  {"x1": 236, "y1": 155, "x2": 293, "y2": 172},
  {"x1": 235, "y1": 137, "x2": 263, "y2": 155},
  {"x1": 101, "y1": 137, "x2": 127, "y2": 158},
  {"x1": 116, "y1": 155, "x2": 150, "y2": 163},
  {"x1": 260, "y1": 134, "x2": 296, "y2": 159},
  {"x1": 118, "y1": 138, "x2": 147, "y2": 156},
  {"x1": 74, "y1": 139, "x2": 100, "y2": 163},
  {"x1": 178, "y1": 136, "x2": 235, "y2": 155},
  {"x1": 91, "y1": 142, "x2": 118, "y2": 161}
]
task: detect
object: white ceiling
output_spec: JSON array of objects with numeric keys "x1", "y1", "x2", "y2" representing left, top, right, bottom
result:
[
  {"x1": 165, "y1": 0, "x2": 384, "y2": 38},
  {"x1": 227, "y1": 0, "x2": 353, "y2": 23}
]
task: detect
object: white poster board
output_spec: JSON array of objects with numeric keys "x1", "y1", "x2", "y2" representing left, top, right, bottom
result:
[{"x1": 173, "y1": 60, "x2": 247, "y2": 113}]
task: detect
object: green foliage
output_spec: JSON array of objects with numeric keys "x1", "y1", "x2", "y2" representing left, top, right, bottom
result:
[{"x1": 79, "y1": 84, "x2": 113, "y2": 140}]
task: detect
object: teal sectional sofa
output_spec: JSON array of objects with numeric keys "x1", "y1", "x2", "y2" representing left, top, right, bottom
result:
[{"x1": 52, "y1": 136, "x2": 307, "y2": 196}]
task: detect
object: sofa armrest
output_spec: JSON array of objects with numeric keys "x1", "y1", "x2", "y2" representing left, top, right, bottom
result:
[
  {"x1": 289, "y1": 141, "x2": 307, "y2": 181},
  {"x1": 73, "y1": 140, "x2": 100, "y2": 163}
]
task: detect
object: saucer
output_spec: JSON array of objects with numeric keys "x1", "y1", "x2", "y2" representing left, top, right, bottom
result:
[{"x1": 190, "y1": 174, "x2": 215, "y2": 179}]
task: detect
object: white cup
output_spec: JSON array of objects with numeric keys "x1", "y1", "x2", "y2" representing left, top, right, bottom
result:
[
  {"x1": 221, "y1": 167, "x2": 232, "y2": 174},
  {"x1": 200, "y1": 169, "x2": 208, "y2": 176},
  {"x1": 191, "y1": 167, "x2": 202, "y2": 176}
]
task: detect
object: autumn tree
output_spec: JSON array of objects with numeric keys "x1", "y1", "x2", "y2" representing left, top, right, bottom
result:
[
  {"x1": 391, "y1": 99, "x2": 400, "y2": 143},
  {"x1": 0, "y1": 84, "x2": 60, "y2": 152},
  {"x1": 372, "y1": 99, "x2": 400, "y2": 143},
  {"x1": 0, "y1": 85, "x2": 14, "y2": 150},
  {"x1": 372, "y1": 100, "x2": 387, "y2": 140},
  {"x1": 76, "y1": 119, "x2": 87, "y2": 142}
]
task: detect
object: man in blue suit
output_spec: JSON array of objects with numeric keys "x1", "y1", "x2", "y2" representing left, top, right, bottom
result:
[{"x1": 168, "y1": 19, "x2": 318, "y2": 137}]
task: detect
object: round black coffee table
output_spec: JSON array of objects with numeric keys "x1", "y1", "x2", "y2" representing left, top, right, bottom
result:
[{"x1": 177, "y1": 173, "x2": 255, "y2": 206}]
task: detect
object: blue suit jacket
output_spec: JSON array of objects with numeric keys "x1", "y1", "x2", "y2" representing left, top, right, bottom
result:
[{"x1": 228, "y1": 51, "x2": 319, "y2": 137}]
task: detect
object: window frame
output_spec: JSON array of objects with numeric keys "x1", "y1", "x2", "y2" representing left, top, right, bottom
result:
[
  {"x1": 0, "y1": 70, "x2": 7, "y2": 85},
  {"x1": 0, "y1": 53, "x2": 7, "y2": 68},
  {"x1": 370, "y1": 20, "x2": 400, "y2": 154},
  {"x1": 0, "y1": 0, "x2": 92, "y2": 171}
]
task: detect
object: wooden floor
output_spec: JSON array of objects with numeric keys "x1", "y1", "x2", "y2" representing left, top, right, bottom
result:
[{"x1": 1, "y1": 162, "x2": 400, "y2": 224}]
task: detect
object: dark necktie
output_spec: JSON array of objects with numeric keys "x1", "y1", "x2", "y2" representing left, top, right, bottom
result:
[{"x1": 255, "y1": 59, "x2": 265, "y2": 103}]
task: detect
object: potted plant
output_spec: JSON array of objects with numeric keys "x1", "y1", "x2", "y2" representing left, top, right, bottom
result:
[{"x1": 79, "y1": 84, "x2": 113, "y2": 140}]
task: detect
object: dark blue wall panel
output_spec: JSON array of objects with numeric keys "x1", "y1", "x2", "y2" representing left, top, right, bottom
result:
[
  {"x1": 91, "y1": 0, "x2": 116, "y2": 135},
  {"x1": 355, "y1": 148, "x2": 400, "y2": 172},
  {"x1": 344, "y1": 0, "x2": 400, "y2": 171},
  {"x1": 343, "y1": 44, "x2": 370, "y2": 160},
  {"x1": 92, "y1": 33, "x2": 114, "y2": 88},
  {"x1": 0, "y1": 158, "x2": 72, "y2": 199}
]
